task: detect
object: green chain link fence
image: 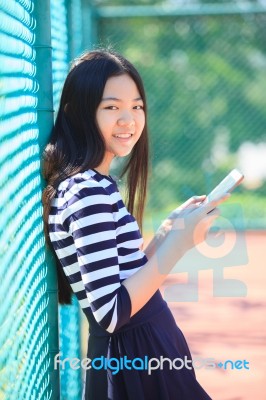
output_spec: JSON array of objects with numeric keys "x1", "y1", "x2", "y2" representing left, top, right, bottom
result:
[
  {"x1": 0, "y1": 0, "x2": 51, "y2": 398},
  {"x1": 50, "y1": 1, "x2": 82, "y2": 398},
  {"x1": 0, "y1": 0, "x2": 83, "y2": 398},
  {"x1": 94, "y1": 3, "x2": 266, "y2": 231},
  {"x1": 1, "y1": 1, "x2": 266, "y2": 399}
]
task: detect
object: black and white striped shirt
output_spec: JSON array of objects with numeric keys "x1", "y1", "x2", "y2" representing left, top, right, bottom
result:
[{"x1": 48, "y1": 169, "x2": 148, "y2": 333}]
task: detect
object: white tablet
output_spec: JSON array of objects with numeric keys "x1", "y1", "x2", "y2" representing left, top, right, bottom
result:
[{"x1": 205, "y1": 169, "x2": 244, "y2": 203}]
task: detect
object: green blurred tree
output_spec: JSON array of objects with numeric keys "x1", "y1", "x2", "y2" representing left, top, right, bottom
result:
[{"x1": 95, "y1": 7, "x2": 266, "y2": 207}]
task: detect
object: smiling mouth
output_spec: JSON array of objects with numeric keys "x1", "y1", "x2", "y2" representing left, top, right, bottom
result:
[{"x1": 114, "y1": 134, "x2": 133, "y2": 138}]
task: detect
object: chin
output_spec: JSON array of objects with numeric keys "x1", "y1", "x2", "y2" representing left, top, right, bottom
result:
[{"x1": 116, "y1": 149, "x2": 133, "y2": 157}]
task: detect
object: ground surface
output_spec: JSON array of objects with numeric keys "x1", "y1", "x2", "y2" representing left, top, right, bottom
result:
[{"x1": 153, "y1": 231, "x2": 266, "y2": 400}]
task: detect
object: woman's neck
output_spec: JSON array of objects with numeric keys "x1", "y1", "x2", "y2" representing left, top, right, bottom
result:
[{"x1": 94, "y1": 152, "x2": 114, "y2": 175}]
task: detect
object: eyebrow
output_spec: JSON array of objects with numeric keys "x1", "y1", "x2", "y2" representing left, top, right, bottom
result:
[{"x1": 101, "y1": 96, "x2": 143, "y2": 102}]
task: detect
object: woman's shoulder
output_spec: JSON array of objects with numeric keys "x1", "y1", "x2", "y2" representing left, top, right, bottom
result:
[
  {"x1": 58, "y1": 169, "x2": 111, "y2": 192},
  {"x1": 55, "y1": 169, "x2": 118, "y2": 205},
  {"x1": 49, "y1": 170, "x2": 120, "y2": 229}
]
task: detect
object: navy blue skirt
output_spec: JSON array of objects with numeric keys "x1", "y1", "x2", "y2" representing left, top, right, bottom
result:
[{"x1": 83, "y1": 290, "x2": 212, "y2": 400}]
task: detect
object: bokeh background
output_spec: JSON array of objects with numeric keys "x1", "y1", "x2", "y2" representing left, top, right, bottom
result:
[{"x1": 0, "y1": 0, "x2": 265, "y2": 399}]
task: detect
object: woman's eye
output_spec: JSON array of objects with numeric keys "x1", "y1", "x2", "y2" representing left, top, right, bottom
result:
[
  {"x1": 134, "y1": 105, "x2": 144, "y2": 110},
  {"x1": 105, "y1": 106, "x2": 118, "y2": 110}
]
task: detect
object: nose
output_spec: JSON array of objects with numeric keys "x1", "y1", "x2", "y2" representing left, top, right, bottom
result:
[{"x1": 117, "y1": 110, "x2": 135, "y2": 126}]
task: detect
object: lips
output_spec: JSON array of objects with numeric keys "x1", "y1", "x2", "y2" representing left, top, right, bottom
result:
[{"x1": 114, "y1": 133, "x2": 133, "y2": 138}]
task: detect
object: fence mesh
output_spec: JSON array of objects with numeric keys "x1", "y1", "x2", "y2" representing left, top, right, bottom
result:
[
  {"x1": 0, "y1": 0, "x2": 51, "y2": 399},
  {"x1": 97, "y1": 9, "x2": 266, "y2": 230},
  {"x1": 50, "y1": 1, "x2": 82, "y2": 398},
  {"x1": 1, "y1": 1, "x2": 266, "y2": 399}
]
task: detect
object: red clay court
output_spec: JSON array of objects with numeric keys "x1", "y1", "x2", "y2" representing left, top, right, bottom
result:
[{"x1": 148, "y1": 231, "x2": 266, "y2": 400}]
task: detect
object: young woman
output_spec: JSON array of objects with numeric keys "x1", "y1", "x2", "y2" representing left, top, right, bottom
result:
[{"x1": 42, "y1": 49, "x2": 229, "y2": 399}]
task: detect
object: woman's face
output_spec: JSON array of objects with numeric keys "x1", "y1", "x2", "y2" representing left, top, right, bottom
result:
[{"x1": 95, "y1": 73, "x2": 145, "y2": 174}]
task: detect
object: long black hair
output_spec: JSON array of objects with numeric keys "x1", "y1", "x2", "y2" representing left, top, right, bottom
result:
[{"x1": 42, "y1": 49, "x2": 149, "y2": 304}]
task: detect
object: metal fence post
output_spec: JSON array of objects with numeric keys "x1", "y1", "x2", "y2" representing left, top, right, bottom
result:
[
  {"x1": 81, "y1": 0, "x2": 97, "y2": 50},
  {"x1": 33, "y1": 1, "x2": 60, "y2": 398},
  {"x1": 67, "y1": 0, "x2": 83, "y2": 58}
]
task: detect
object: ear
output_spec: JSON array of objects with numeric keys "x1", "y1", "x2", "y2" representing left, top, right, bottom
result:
[{"x1": 64, "y1": 103, "x2": 69, "y2": 113}]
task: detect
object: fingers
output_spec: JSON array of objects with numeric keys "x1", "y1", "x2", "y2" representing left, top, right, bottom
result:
[
  {"x1": 203, "y1": 193, "x2": 231, "y2": 214},
  {"x1": 170, "y1": 201, "x2": 203, "y2": 219},
  {"x1": 170, "y1": 192, "x2": 229, "y2": 224},
  {"x1": 178, "y1": 195, "x2": 207, "y2": 211},
  {"x1": 191, "y1": 207, "x2": 221, "y2": 246},
  {"x1": 206, "y1": 207, "x2": 221, "y2": 219}
]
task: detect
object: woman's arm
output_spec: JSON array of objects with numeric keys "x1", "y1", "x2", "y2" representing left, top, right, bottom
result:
[
  {"x1": 57, "y1": 179, "x2": 134, "y2": 334},
  {"x1": 122, "y1": 193, "x2": 229, "y2": 317}
]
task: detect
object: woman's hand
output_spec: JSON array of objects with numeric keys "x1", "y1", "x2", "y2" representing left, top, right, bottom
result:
[
  {"x1": 157, "y1": 195, "x2": 207, "y2": 237},
  {"x1": 144, "y1": 193, "x2": 230, "y2": 259},
  {"x1": 169, "y1": 193, "x2": 231, "y2": 254},
  {"x1": 125, "y1": 193, "x2": 231, "y2": 317}
]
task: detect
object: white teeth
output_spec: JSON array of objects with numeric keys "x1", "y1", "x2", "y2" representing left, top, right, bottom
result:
[{"x1": 115, "y1": 134, "x2": 132, "y2": 138}]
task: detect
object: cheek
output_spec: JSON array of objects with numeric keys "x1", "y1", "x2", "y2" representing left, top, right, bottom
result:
[
  {"x1": 96, "y1": 113, "x2": 112, "y2": 134},
  {"x1": 136, "y1": 112, "x2": 145, "y2": 128}
]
